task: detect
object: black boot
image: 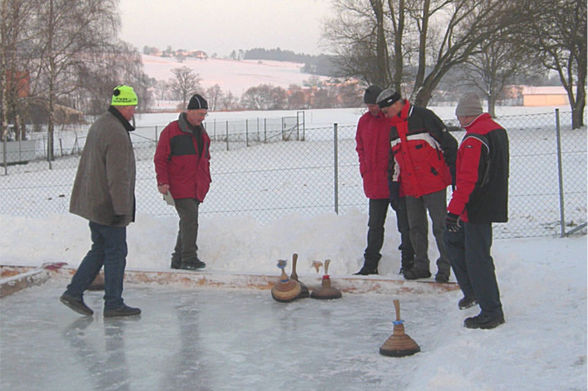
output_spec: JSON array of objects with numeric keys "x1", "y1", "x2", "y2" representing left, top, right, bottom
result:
[
  {"x1": 180, "y1": 258, "x2": 206, "y2": 271},
  {"x1": 403, "y1": 267, "x2": 431, "y2": 280},
  {"x1": 104, "y1": 304, "x2": 142, "y2": 318},
  {"x1": 464, "y1": 312, "x2": 504, "y2": 329},
  {"x1": 170, "y1": 253, "x2": 181, "y2": 269},
  {"x1": 354, "y1": 265, "x2": 378, "y2": 275},
  {"x1": 435, "y1": 271, "x2": 450, "y2": 283},
  {"x1": 60, "y1": 293, "x2": 93, "y2": 316}
]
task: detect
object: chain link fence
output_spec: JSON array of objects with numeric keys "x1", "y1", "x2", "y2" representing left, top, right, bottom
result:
[{"x1": 1, "y1": 110, "x2": 585, "y2": 239}]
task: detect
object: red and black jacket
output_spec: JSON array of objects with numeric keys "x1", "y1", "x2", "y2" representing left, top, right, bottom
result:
[
  {"x1": 447, "y1": 113, "x2": 509, "y2": 223},
  {"x1": 355, "y1": 111, "x2": 391, "y2": 199},
  {"x1": 388, "y1": 101, "x2": 457, "y2": 197},
  {"x1": 154, "y1": 113, "x2": 211, "y2": 202}
]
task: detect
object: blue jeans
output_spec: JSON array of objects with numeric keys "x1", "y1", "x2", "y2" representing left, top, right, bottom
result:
[
  {"x1": 444, "y1": 222, "x2": 503, "y2": 317},
  {"x1": 65, "y1": 222, "x2": 127, "y2": 310}
]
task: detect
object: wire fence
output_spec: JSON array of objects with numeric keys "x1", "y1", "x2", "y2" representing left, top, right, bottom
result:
[{"x1": 0, "y1": 110, "x2": 585, "y2": 239}]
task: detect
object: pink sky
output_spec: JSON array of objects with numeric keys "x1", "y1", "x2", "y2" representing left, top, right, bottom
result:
[{"x1": 119, "y1": 0, "x2": 332, "y2": 56}]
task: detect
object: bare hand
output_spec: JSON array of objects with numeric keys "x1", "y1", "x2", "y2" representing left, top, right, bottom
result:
[{"x1": 158, "y1": 184, "x2": 170, "y2": 194}]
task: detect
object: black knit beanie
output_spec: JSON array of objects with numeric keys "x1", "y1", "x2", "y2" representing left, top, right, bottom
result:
[
  {"x1": 363, "y1": 85, "x2": 383, "y2": 104},
  {"x1": 376, "y1": 88, "x2": 401, "y2": 108},
  {"x1": 187, "y1": 94, "x2": 208, "y2": 110}
]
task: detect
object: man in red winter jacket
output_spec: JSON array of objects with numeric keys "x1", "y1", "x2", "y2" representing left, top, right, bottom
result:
[
  {"x1": 355, "y1": 85, "x2": 414, "y2": 275},
  {"x1": 444, "y1": 92, "x2": 508, "y2": 329},
  {"x1": 154, "y1": 94, "x2": 212, "y2": 271},
  {"x1": 377, "y1": 89, "x2": 457, "y2": 283}
]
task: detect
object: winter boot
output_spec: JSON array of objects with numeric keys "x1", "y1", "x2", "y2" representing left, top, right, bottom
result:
[
  {"x1": 180, "y1": 258, "x2": 206, "y2": 271},
  {"x1": 354, "y1": 265, "x2": 378, "y2": 275},
  {"x1": 403, "y1": 267, "x2": 431, "y2": 280},
  {"x1": 435, "y1": 271, "x2": 450, "y2": 283},
  {"x1": 464, "y1": 312, "x2": 505, "y2": 329},
  {"x1": 170, "y1": 253, "x2": 181, "y2": 269},
  {"x1": 104, "y1": 304, "x2": 142, "y2": 318},
  {"x1": 60, "y1": 293, "x2": 93, "y2": 316}
]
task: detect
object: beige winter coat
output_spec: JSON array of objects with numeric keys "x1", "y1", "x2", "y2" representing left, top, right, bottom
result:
[{"x1": 69, "y1": 109, "x2": 136, "y2": 226}]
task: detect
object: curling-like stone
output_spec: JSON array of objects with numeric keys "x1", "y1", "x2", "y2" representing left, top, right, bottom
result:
[
  {"x1": 271, "y1": 260, "x2": 301, "y2": 302},
  {"x1": 310, "y1": 259, "x2": 342, "y2": 300},
  {"x1": 379, "y1": 299, "x2": 420, "y2": 357}
]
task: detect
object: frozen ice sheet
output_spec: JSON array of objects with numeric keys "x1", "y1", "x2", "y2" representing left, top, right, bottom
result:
[{"x1": 0, "y1": 281, "x2": 446, "y2": 391}]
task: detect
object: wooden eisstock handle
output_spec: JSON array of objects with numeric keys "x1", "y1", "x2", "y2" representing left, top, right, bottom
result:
[
  {"x1": 393, "y1": 299, "x2": 401, "y2": 321},
  {"x1": 324, "y1": 259, "x2": 331, "y2": 275},
  {"x1": 291, "y1": 253, "x2": 299, "y2": 280},
  {"x1": 312, "y1": 260, "x2": 322, "y2": 273}
]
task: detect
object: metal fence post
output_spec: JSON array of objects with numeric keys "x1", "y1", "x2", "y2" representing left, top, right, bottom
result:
[
  {"x1": 281, "y1": 117, "x2": 285, "y2": 141},
  {"x1": 2, "y1": 136, "x2": 7, "y2": 175},
  {"x1": 555, "y1": 109, "x2": 566, "y2": 237},
  {"x1": 264, "y1": 118, "x2": 267, "y2": 143},
  {"x1": 246, "y1": 119, "x2": 249, "y2": 147},
  {"x1": 257, "y1": 117, "x2": 260, "y2": 141},
  {"x1": 334, "y1": 123, "x2": 339, "y2": 214},
  {"x1": 225, "y1": 120, "x2": 229, "y2": 151}
]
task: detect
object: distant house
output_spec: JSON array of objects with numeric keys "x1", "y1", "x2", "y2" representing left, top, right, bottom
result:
[
  {"x1": 190, "y1": 50, "x2": 208, "y2": 60},
  {"x1": 523, "y1": 86, "x2": 570, "y2": 106}
]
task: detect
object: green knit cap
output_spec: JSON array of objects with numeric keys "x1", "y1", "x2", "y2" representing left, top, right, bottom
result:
[{"x1": 111, "y1": 85, "x2": 138, "y2": 106}]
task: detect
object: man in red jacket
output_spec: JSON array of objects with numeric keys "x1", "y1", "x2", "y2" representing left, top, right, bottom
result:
[
  {"x1": 445, "y1": 92, "x2": 508, "y2": 329},
  {"x1": 355, "y1": 86, "x2": 414, "y2": 275},
  {"x1": 377, "y1": 89, "x2": 457, "y2": 283},
  {"x1": 154, "y1": 94, "x2": 211, "y2": 270}
]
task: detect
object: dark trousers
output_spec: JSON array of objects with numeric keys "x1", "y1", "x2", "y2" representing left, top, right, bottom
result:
[
  {"x1": 392, "y1": 197, "x2": 414, "y2": 267},
  {"x1": 405, "y1": 189, "x2": 450, "y2": 275},
  {"x1": 173, "y1": 198, "x2": 200, "y2": 263},
  {"x1": 364, "y1": 198, "x2": 413, "y2": 269},
  {"x1": 66, "y1": 222, "x2": 127, "y2": 310},
  {"x1": 444, "y1": 222, "x2": 503, "y2": 317}
]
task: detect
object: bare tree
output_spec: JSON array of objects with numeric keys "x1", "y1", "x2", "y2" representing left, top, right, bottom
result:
[
  {"x1": 241, "y1": 85, "x2": 287, "y2": 110},
  {"x1": 31, "y1": 0, "x2": 120, "y2": 160},
  {"x1": 205, "y1": 84, "x2": 223, "y2": 111},
  {"x1": 0, "y1": 0, "x2": 36, "y2": 142},
  {"x1": 219, "y1": 91, "x2": 239, "y2": 111},
  {"x1": 323, "y1": 0, "x2": 532, "y2": 106},
  {"x1": 462, "y1": 39, "x2": 543, "y2": 117},
  {"x1": 528, "y1": 0, "x2": 586, "y2": 128},
  {"x1": 169, "y1": 66, "x2": 202, "y2": 108}
]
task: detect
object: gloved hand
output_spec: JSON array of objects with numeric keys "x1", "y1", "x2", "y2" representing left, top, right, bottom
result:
[
  {"x1": 389, "y1": 181, "x2": 400, "y2": 210},
  {"x1": 445, "y1": 213, "x2": 461, "y2": 232},
  {"x1": 111, "y1": 214, "x2": 125, "y2": 226}
]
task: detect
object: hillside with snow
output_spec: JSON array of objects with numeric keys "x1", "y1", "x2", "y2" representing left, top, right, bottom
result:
[{"x1": 142, "y1": 54, "x2": 324, "y2": 96}]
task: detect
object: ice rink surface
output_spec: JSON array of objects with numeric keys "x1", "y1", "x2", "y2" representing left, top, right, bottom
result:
[{"x1": 2, "y1": 281, "x2": 445, "y2": 391}]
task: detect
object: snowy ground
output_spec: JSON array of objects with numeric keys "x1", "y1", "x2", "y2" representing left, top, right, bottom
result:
[{"x1": 0, "y1": 235, "x2": 586, "y2": 391}]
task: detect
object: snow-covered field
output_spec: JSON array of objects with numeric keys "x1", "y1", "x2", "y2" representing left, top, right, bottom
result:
[{"x1": 143, "y1": 55, "x2": 327, "y2": 96}]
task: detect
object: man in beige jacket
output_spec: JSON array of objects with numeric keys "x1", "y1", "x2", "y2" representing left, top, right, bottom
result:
[{"x1": 60, "y1": 85, "x2": 141, "y2": 318}]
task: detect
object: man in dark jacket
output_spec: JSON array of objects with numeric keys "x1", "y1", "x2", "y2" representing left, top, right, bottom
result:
[
  {"x1": 377, "y1": 89, "x2": 457, "y2": 283},
  {"x1": 445, "y1": 92, "x2": 509, "y2": 329},
  {"x1": 154, "y1": 94, "x2": 211, "y2": 271},
  {"x1": 355, "y1": 85, "x2": 414, "y2": 275},
  {"x1": 61, "y1": 85, "x2": 141, "y2": 318}
]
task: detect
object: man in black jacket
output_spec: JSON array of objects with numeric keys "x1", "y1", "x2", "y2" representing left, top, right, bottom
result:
[{"x1": 445, "y1": 92, "x2": 509, "y2": 329}]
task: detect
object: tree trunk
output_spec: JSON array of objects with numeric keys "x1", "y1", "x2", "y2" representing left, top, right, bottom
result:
[
  {"x1": 572, "y1": 75, "x2": 586, "y2": 129},
  {"x1": 369, "y1": 0, "x2": 390, "y2": 87},
  {"x1": 488, "y1": 95, "x2": 497, "y2": 118},
  {"x1": 389, "y1": 0, "x2": 404, "y2": 92}
]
